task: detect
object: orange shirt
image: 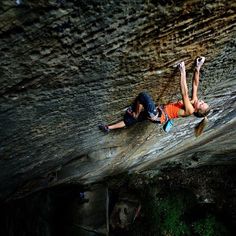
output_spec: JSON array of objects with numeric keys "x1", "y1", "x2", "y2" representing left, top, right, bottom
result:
[{"x1": 160, "y1": 101, "x2": 184, "y2": 123}]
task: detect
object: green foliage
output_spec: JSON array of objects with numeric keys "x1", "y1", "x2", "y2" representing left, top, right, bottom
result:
[
  {"x1": 145, "y1": 190, "x2": 193, "y2": 236},
  {"x1": 142, "y1": 189, "x2": 230, "y2": 236},
  {"x1": 193, "y1": 215, "x2": 230, "y2": 236}
]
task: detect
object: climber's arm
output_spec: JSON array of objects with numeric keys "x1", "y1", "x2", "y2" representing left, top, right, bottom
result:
[
  {"x1": 191, "y1": 57, "x2": 205, "y2": 102},
  {"x1": 178, "y1": 63, "x2": 194, "y2": 117},
  {"x1": 191, "y1": 67, "x2": 200, "y2": 103}
]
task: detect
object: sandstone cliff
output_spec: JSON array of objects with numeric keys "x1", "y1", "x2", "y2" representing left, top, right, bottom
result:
[{"x1": 0, "y1": 0, "x2": 235, "y2": 200}]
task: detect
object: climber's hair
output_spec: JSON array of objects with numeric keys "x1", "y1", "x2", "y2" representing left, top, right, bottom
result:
[
  {"x1": 194, "y1": 107, "x2": 211, "y2": 118},
  {"x1": 194, "y1": 108, "x2": 211, "y2": 137}
]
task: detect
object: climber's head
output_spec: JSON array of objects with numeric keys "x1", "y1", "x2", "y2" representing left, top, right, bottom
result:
[{"x1": 193, "y1": 100, "x2": 210, "y2": 117}]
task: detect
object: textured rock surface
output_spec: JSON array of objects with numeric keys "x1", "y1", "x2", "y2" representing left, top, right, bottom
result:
[{"x1": 0, "y1": 0, "x2": 236, "y2": 200}]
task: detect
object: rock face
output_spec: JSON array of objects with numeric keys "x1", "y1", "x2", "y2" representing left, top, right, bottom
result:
[{"x1": 0, "y1": 0, "x2": 235, "y2": 200}]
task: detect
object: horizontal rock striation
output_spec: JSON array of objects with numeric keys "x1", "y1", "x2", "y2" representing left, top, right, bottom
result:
[{"x1": 0, "y1": 0, "x2": 236, "y2": 200}]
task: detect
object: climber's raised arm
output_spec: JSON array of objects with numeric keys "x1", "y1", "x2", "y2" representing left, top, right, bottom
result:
[
  {"x1": 191, "y1": 56, "x2": 205, "y2": 103},
  {"x1": 178, "y1": 62, "x2": 194, "y2": 117}
]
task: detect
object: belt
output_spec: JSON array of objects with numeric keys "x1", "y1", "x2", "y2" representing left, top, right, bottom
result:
[
  {"x1": 158, "y1": 105, "x2": 169, "y2": 123},
  {"x1": 150, "y1": 107, "x2": 162, "y2": 123},
  {"x1": 157, "y1": 107, "x2": 162, "y2": 117}
]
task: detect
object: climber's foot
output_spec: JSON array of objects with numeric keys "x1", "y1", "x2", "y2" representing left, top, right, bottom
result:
[
  {"x1": 98, "y1": 124, "x2": 110, "y2": 133},
  {"x1": 195, "y1": 56, "x2": 205, "y2": 70}
]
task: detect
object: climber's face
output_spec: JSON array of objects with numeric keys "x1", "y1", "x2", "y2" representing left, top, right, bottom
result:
[{"x1": 194, "y1": 100, "x2": 209, "y2": 112}]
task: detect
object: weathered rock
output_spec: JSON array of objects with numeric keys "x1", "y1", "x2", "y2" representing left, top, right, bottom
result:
[{"x1": 0, "y1": 0, "x2": 235, "y2": 200}]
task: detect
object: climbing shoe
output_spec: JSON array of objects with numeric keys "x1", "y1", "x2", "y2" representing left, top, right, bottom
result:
[{"x1": 98, "y1": 124, "x2": 110, "y2": 133}]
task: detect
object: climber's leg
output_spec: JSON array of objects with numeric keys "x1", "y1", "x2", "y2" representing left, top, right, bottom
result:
[
  {"x1": 108, "y1": 121, "x2": 126, "y2": 130},
  {"x1": 99, "y1": 121, "x2": 126, "y2": 133},
  {"x1": 132, "y1": 100, "x2": 144, "y2": 119}
]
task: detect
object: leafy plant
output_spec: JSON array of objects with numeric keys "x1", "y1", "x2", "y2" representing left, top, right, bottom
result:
[
  {"x1": 193, "y1": 214, "x2": 229, "y2": 236},
  {"x1": 144, "y1": 190, "x2": 193, "y2": 236}
]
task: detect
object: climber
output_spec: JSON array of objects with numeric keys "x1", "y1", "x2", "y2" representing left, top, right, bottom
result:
[{"x1": 99, "y1": 56, "x2": 210, "y2": 136}]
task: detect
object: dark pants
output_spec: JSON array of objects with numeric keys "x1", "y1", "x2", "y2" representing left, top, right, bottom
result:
[{"x1": 124, "y1": 92, "x2": 157, "y2": 127}]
